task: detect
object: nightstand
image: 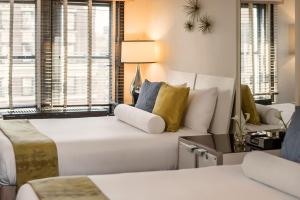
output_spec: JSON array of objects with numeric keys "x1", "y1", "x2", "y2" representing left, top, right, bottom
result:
[{"x1": 178, "y1": 134, "x2": 281, "y2": 169}]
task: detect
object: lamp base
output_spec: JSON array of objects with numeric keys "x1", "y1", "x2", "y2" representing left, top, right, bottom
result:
[{"x1": 130, "y1": 64, "x2": 142, "y2": 105}]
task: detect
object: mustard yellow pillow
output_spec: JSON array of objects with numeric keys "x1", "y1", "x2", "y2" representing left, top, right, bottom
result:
[
  {"x1": 153, "y1": 83, "x2": 190, "y2": 132},
  {"x1": 241, "y1": 84, "x2": 260, "y2": 125}
]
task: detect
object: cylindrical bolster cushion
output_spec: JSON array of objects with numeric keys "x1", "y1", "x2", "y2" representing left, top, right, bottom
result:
[
  {"x1": 242, "y1": 151, "x2": 300, "y2": 198},
  {"x1": 255, "y1": 104, "x2": 281, "y2": 125},
  {"x1": 114, "y1": 104, "x2": 165, "y2": 134}
]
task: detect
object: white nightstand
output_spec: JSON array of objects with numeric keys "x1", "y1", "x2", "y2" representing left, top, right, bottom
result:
[{"x1": 178, "y1": 135, "x2": 281, "y2": 169}]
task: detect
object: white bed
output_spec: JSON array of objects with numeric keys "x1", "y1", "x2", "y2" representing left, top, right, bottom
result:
[
  {"x1": 0, "y1": 116, "x2": 202, "y2": 186},
  {"x1": 0, "y1": 70, "x2": 235, "y2": 187},
  {"x1": 16, "y1": 165, "x2": 298, "y2": 200}
]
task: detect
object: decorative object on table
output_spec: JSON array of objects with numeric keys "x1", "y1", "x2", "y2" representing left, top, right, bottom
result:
[
  {"x1": 279, "y1": 111, "x2": 291, "y2": 131},
  {"x1": 232, "y1": 113, "x2": 250, "y2": 152},
  {"x1": 281, "y1": 107, "x2": 300, "y2": 163},
  {"x1": 183, "y1": 0, "x2": 213, "y2": 34},
  {"x1": 121, "y1": 40, "x2": 157, "y2": 104},
  {"x1": 245, "y1": 131, "x2": 283, "y2": 150},
  {"x1": 199, "y1": 15, "x2": 213, "y2": 33}
]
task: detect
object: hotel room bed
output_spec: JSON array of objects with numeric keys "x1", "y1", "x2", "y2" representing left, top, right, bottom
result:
[
  {"x1": 16, "y1": 165, "x2": 298, "y2": 200},
  {"x1": 0, "y1": 116, "x2": 202, "y2": 186}
]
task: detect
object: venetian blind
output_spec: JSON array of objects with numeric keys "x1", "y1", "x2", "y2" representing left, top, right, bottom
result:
[
  {"x1": 0, "y1": 0, "x2": 37, "y2": 109},
  {"x1": 48, "y1": 0, "x2": 112, "y2": 108},
  {"x1": 241, "y1": 3, "x2": 278, "y2": 101}
]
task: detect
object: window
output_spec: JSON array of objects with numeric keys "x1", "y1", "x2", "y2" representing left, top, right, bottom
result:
[
  {"x1": 0, "y1": 1, "x2": 36, "y2": 108},
  {"x1": 22, "y1": 78, "x2": 34, "y2": 96},
  {"x1": 241, "y1": 3, "x2": 278, "y2": 101},
  {"x1": 22, "y1": 11, "x2": 34, "y2": 29},
  {"x1": 51, "y1": 1, "x2": 111, "y2": 107},
  {"x1": 0, "y1": 0, "x2": 124, "y2": 112},
  {"x1": 0, "y1": 78, "x2": 4, "y2": 97}
]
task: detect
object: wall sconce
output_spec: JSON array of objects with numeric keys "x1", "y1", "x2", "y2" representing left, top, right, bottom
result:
[{"x1": 289, "y1": 24, "x2": 295, "y2": 55}]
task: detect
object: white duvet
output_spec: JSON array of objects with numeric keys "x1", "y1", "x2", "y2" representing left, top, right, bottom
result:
[
  {"x1": 17, "y1": 165, "x2": 298, "y2": 200},
  {"x1": 0, "y1": 116, "x2": 203, "y2": 185}
]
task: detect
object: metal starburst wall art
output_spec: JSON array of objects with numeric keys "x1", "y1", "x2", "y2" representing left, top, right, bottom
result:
[
  {"x1": 183, "y1": 0, "x2": 213, "y2": 34},
  {"x1": 183, "y1": 0, "x2": 201, "y2": 22},
  {"x1": 199, "y1": 15, "x2": 213, "y2": 33}
]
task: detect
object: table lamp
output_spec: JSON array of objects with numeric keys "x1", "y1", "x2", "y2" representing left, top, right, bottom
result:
[{"x1": 121, "y1": 40, "x2": 157, "y2": 104}]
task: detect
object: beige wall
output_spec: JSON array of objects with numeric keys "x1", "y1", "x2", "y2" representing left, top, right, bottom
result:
[
  {"x1": 124, "y1": 0, "x2": 238, "y2": 103},
  {"x1": 277, "y1": 0, "x2": 295, "y2": 103}
]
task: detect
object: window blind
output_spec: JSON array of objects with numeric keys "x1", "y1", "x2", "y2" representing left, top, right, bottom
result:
[
  {"x1": 0, "y1": 0, "x2": 36, "y2": 109},
  {"x1": 241, "y1": 3, "x2": 278, "y2": 101},
  {"x1": 0, "y1": 0, "x2": 124, "y2": 111},
  {"x1": 50, "y1": 0, "x2": 112, "y2": 108}
]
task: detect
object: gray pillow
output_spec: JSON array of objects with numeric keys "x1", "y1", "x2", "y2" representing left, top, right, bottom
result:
[
  {"x1": 135, "y1": 80, "x2": 162, "y2": 113},
  {"x1": 281, "y1": 106, "x2": 300, "y2": 163}
]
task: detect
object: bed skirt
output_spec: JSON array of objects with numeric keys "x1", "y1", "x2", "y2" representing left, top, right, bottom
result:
[{"x1": 0, "y1": 185, "x2": 16, "y2": 200}]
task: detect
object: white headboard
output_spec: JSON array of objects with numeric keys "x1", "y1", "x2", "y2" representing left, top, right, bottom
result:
[
  {"x1": 166, "y1": 70, "x2": 196, "y2": 89},
  {"x1": 195, "y1": 74, "x2": 235, "y2": 135}
]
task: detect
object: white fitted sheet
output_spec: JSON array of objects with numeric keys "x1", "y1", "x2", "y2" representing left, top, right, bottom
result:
[
  {"x1": 17, "y1": 165, "x2": 298, "y2": 200},
  {"x1": 0, "y1": 116, "x2": 203, "y2": 185}
]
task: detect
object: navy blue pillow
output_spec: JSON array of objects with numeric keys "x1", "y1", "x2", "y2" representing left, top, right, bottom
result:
[
  {"x1": 135, "y1": 80, "x2": 162, "y2": 113},
  {"x1": 281, "y1": 106, "x2": 300, "y2": 163}
]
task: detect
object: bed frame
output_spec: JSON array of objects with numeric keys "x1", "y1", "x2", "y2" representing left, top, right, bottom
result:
[{"x1": 1, "y1": 70, "x2": 236, "y2": 200}]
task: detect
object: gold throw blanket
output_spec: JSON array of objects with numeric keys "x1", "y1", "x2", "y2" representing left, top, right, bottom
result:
[
  {"x1": 29, "y1": 177, "x2": 109, "y2": 200},
  {"x1": 0, "y1": 120, "x2": 58, "y2": 188}
]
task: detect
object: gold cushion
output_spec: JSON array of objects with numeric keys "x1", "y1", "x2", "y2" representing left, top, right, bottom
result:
[
  {"x1": 241, "y1": 84, "x2": 261, "y2": 125},
  {"x1": 153, "y1": 83, "x2": 190, "y2": 132}
]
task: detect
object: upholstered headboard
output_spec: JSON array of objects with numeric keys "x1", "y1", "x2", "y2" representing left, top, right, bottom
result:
[
  {"x1": 194, "y1": 74, "x2": 235, "y2": 135},
  {"x1": 166, "y1": 70, "x2": 196, "y2": 89}
]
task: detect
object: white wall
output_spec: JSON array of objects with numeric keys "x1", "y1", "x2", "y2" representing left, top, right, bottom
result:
[
  {"x1": 277, "y1": 0, "x2": 295, "y2": 103},
  {"x1": 145, "y1": 0, "x2": 238, "y2": 78}
]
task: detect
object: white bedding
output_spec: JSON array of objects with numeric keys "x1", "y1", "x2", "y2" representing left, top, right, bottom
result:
[
  {"x1": 17, "y1": 165, "x2": 298, "y2": 200},
  {"x1": 0, "y1": 116, "x2": 203, "y2": 185}
]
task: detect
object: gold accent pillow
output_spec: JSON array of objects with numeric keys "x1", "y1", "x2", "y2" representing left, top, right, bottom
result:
[
  {"x1": 153, "y1": 83, "x2": 190, "y2": 132},
  {"x1": 241, "y1": 84, "x2": 261, "y2": 125}
]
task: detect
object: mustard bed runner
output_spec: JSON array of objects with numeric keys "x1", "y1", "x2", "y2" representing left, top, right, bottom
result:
[
  {"x1": 0, "y1": 120, "x2": 58, "y2": 188},
  {"x1": 29, "y1": 177, "x2": 109, "y2": 200}
]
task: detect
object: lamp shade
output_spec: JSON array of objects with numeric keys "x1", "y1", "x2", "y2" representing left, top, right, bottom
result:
[{"x1": 121, "y1": 41, "x2": 157, "y2": 63}]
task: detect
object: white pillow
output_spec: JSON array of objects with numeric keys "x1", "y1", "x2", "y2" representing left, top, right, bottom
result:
[
  {"x1": 184, "y1": 88, "x2": 218, "y2": 132},
  {"x1": 256, "y1": 104, "x2": 281, "y2": 125},
  {"x1": 114, "y1": 104, "x2": 165, "y2": 134},
  {"x1": 242, "y1": 151, "x2": 300, "y2": 198}
]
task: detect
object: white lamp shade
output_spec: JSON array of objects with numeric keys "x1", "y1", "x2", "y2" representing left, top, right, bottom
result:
[{"x1": 121, "y1": 41, "x2": 157, "y2": 63}]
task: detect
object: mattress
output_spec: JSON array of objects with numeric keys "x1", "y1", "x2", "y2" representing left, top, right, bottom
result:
[
  {"x1": 0, "y1": 116, "x2": 203, "y2": 185},
  {"x1": 16, "y1": 165, "x2": 298, "y2": 200}
]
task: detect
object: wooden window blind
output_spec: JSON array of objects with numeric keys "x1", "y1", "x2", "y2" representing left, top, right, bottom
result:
[
  {"x1": 241, "y1": 3, "x2": 278, "y2": 101},
  {"x1": 0, "y1": 0, "x2": 124, "y2": 111}
]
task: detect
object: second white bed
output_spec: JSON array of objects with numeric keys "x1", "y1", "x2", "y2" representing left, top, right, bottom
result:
[
  {"x1": 17, "y1": 165, "x2": 297, "y2": 200},
  {"x1": 0, "y1": 116, "x2": 203, "y2": 185}
]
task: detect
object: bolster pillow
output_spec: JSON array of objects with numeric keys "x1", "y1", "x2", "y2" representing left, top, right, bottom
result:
[
  {"x1": 255, "y1": 104, "x2": 281, "y2": 125},
  {"x1": 242, "y1": 151, "x2": 300, "y2": 198},
  {"x1": 114, "y1": 104, "x2": 165, "y2": 134}
]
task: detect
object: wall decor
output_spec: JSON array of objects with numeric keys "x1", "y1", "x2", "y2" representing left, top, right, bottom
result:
[
  {"x1": 183, "y1": 0, "x2": 213, "y2": 34},
  {"x1": 183, "y1": 0, "x2": 201, "y2": 22},
  {"x1": 199, "y1": 15, "x2": 213, "y2": 33},
  {"x1": 184, "y1": 20, "x2": 195, "y2": 32}
]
